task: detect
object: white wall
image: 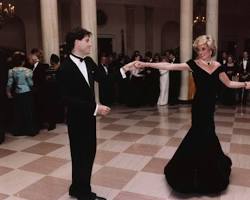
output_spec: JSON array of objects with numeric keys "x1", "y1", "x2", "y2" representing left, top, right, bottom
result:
[
  {"x1": 97, "y1": 2, "x2": 179, "y2": 56},
  {"x1": 154, "y1": 2, "x2": 180, "y2": 53},
  {"x1": 97, "y1": 4, "x2": 126, "y2": 54}
]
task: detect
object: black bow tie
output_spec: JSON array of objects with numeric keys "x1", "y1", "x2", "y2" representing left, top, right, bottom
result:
[{"x1": 71, "y1": 53, "x2": 85, "y2": 62}]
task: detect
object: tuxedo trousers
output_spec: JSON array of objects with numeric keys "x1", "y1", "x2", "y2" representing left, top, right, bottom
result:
[{"x1": 67, "y1": 114, "x2": 97, "y2": 199}]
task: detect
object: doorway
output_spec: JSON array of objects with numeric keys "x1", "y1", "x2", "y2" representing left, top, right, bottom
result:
[{"x1": 98, "y1": 37, "x2": 113, "y2": 56}]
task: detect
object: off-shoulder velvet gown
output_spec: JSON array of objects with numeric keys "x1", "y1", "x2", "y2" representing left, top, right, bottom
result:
[{"x1": 164, "y1": 60, "x2": 232, "y2": 194}]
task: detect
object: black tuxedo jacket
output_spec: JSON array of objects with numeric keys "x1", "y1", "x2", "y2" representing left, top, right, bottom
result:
[
  {"x1": 238, "y1": 60, "x2": 250, "y2": 81},
  {"x1": 98, "y1": 64, "x2": 109, "y2": 75},
  {"x1": 57, "y1": 56, "x2": 122, "y2": 120},
  {"x1": 33, "y1": 62, "x2": 49, "y2": 92},
  {"x1": 57, "y1": 55, "x2": 125, "y2": 197}
]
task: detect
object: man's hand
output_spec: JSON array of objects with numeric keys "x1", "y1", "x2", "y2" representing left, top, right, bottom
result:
[
  {"x1": 97, "y1": 105, "x2": 111, "y2": 116},
  {"x1": 122, "y1": 61, "x2": 137, "y2": 72},
  {"x1": 134, "y1": 61, "x2": 147, "y2": 69}
]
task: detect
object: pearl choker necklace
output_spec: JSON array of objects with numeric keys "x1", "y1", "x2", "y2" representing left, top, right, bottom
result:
[{"x1": 199, "y1": 59, "x2": 213, "y2": 66}]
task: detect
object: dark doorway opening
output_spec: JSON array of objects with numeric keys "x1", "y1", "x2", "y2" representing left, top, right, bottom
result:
[{"x1": 98, "y1": 38, "x2": 113, "y2": 57}]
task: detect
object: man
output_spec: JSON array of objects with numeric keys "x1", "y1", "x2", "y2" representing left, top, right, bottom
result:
[
  {"x1": 98, "y1": 55, "x2": 114, "y2": 106},
  {"x1": 238, "y1": 51, "x2": 250, "y2": 104},
  {"x1": 218, "y1": 51, "x2": 228, "y2": 66},
  {"x1": 44, "y1": 54, "x2": 62, "y2": 130},
  {"x1": 168, "y1": 49, "x2": 181, "y2": 105},
  {"x1": 29, "y1": 49, "x2": 49, "y2": 130},
  {"x1": 56, "y1": 27, "x2": 133, "y2": 200},
  {"x1": 143, "y1": 51, "x2": 160, "y2": 106}
]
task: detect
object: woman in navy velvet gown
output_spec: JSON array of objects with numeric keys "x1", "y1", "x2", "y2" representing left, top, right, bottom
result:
[{"x1": 136, "y1": 35, "x2": 250, "y2": 194}]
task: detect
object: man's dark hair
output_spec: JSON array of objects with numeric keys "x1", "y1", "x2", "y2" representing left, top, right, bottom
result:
[
  {"x1": 145, "y1": 51, "x2": 152, "y2": 58},
  {"x1": 168, "y1": 49, "x2": 175, "y2": 56},
  {"x1": 50, "y1": 53, "x2": 60, "y2": 65},
  {"x1": 30, "y1": 48, "x2": 40, "y2": 55},
  {"x1": 66, "y1": 27, "x2": 92, "y2": 53},
  {"x1": 30, "y1": 48, "x2": 43, "y2": 60}
]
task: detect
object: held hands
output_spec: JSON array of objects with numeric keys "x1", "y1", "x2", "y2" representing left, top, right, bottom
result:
[
  {"x1": 122, "y1": 61, "x2": 148, "y2": 72},
  {"x1": 97, "y1": 105, "x2": 111, "y2": 116},
  {"x1": 122, "y1": 61, "x2": 137, "y2": 72}
]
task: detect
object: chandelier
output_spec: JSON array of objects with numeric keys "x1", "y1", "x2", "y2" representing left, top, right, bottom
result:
[
  {"x1": 0, "y1": 1, "x2": 15, "y2": 28},
  {"x1": 193, "y1": 16, "x2": 206, "y2": 24},
  {"x1": 193, "y1": 0, "x2": 206, "y2": 24}
]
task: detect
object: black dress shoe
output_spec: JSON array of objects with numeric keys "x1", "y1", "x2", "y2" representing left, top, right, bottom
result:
[
  {"x1": 48, "y1": 124, "x2": 56, "y2": 131},
  {"x1": 74, "y1": 196, "x2": 106, "y2": 200},
  {"x1": 69, "y1": 191, "x2": 104, "y2": 200}
]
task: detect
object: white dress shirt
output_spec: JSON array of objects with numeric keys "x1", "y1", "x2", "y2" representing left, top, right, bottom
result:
[
  {"x1": 101, "y1": 64, "x2": 108, "y2": 75},
  {"x1": 243, "y1": 59, "x2": 247, "y2": 71},
  {"x1": 70, "y1": 55, "x2": 127, "y2": 115},
  {"x1": 33, "y1": 62, "x2": 39, "y2": 71},
  {"x1": 70, "y1": 54, "x2": 90, "y2": 85}
]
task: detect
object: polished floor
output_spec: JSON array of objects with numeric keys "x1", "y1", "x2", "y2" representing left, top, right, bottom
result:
[{"x1": 0, "y1": 104, "x2": 250, "y2": 200}]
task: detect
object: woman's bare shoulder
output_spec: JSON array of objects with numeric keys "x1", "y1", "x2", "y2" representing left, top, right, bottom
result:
[{"x1": 214, "y1": 60, "x2": 221, "y2": 67}]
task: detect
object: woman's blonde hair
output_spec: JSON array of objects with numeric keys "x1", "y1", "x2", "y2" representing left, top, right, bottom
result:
[{"x1": 193, "y1": 35, "x2": 216, "y2": 57}]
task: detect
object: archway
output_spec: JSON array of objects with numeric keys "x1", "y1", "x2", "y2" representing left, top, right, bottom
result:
[{"x1": 0, "y1": 17, "x2": 26, "y2": 53}]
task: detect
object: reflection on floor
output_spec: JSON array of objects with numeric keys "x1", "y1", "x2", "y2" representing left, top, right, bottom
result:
[{"x1": 0, "y1": 104, "x2": 250, "y2": 200}]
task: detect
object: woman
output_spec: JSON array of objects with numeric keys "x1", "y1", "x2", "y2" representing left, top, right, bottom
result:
[
  {"x1": 6, "y1": 52, "x2": 37, "y2": 136},
  {"x1": 136, "y1": 35, "x2": 250, "y2": 194},
  {"x1": 157, "y1": 55, "x2": 169, "y2": 106},
  {"x1": 127, "y1": 52, "x2": 145, "y2": 107}
]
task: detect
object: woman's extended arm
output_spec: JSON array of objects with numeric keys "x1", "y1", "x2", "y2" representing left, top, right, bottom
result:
[
  {"x1": 219, "y1": 72, "x2": 249, "y2": 89},
  {"x1": 136, "y1": 61, "x2": 190, "y2": 71}
]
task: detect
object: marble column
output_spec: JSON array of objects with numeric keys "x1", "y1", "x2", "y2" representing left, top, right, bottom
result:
[
  {"x1": 206, "y1": 0, "x2": 218, "y2": 57},
  {"x1": 80, "y1": 0, "x2": 99, "y2": 102},
  {"x1": 80, "y1": 0, "x2": 98, "y2": 62},
  {"x1": 40, "y1": 0, "x2": 59, "y2": 63},
  {"x1": 179, "y1": 0, "x2": 193, "y2": 100}
]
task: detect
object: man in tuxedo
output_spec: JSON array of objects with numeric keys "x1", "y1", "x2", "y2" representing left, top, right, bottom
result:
[
  {"x1": 143, "y1": 51, "x2": 160, "y2": 106},
  {"x1": 238, "y1": 51, "x2": 250, "y2": 104},
  {"x1": 218, "y1": 51, "x2": 228, "y2": 66},
  {"x1": 168, "y1": 50, "x2": 181, "y2": 105},
  {"x1": 98, "y1": 55, "x2": 114, "y2": 106},
  {"x1": 56, "y1": 27, "x2": 133, "y2": 200},
  {"x1": 29, "y1": 48, "x2": 49, "y2": 130}
]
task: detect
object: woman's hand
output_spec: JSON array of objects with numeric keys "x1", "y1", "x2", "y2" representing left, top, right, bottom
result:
[
  {"x1": 122, "y1": 61, "x2": 137, "y2": 72},
  {"x1": 6, "y1": 91, "x2": 13, "y2": 99},
  {"x1": 6, "y1": 88, "x2": 13, "y2": 99},
  {"x1": 245, "y1": 81, "x2": 250, "y2": 89}
]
